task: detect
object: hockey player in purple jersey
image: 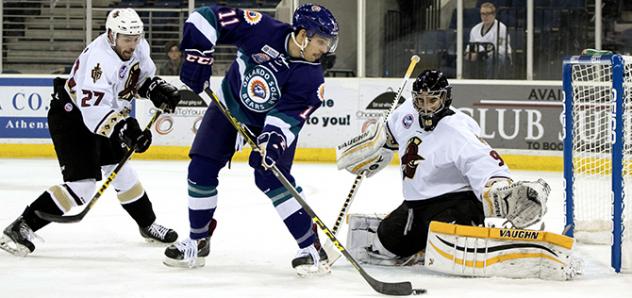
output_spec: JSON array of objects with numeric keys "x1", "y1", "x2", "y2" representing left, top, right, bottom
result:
[{"x1": 163, "y1": 4, "x2": 339, "y2": 276}]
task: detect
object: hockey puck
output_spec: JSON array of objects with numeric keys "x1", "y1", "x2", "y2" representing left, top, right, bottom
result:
[{"x1": 412, "y1": 288, "x2": 427, "y2": 295}]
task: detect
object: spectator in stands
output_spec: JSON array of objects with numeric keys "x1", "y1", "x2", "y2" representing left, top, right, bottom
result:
[
  {"x1": 465, "y1": 2, "x2": 511, "y2": 77},
  {"x1": 160, "y1": 41, "x2": 182, "y2": 76}
]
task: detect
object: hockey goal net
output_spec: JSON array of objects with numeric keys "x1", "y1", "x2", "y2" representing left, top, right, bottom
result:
[{"x1": 563, "y1": 54, "x2": 632, "y2": 273}]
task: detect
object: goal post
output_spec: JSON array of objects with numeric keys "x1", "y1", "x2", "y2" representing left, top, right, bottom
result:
[{"x1": 562, "y1": 54, "x2": 630, "y2": 273}]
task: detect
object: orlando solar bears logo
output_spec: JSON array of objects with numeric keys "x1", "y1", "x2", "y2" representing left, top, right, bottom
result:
[
  {"x1": 243, "y1": 10, "x2": 262, "y2": 25},
  {"x1": 240, "y1": 65, "x2": 281, "y2": 112}
]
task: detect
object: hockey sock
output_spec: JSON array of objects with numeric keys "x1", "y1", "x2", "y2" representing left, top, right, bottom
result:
[
  {"x1": 187, "y1": 155, "x2": 223, "y2": 240},
  {"x1": 187, "y1": 181, "x2": 218, "y2": 239},
  {"x1": 21, "y1": 191, "x2": 64, "y2": 232},
  {"x1": 266, "y1": 186, "x2": 315, "y2": 248},
  {"x1": 120, "y1": 192, "x2": 156, "y2": 228}
]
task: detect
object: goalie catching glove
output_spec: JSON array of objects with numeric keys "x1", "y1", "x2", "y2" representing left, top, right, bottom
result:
[
  {"x1": 336, "y1": 120, "x2": 394, "y2": 177},
  {"x1": 482, "y1": 178, "x2": 550, "y2": 228},
  {"x1": 139, "y1": 77, "x2": 181, "y2": 113}
]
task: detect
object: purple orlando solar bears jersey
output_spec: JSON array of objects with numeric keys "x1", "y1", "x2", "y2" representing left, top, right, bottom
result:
[{"x1": 180, "y1": 5, "x2": 326, "y2": 150}]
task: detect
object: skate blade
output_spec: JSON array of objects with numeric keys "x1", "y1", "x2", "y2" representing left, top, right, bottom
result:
[
  {"x1": 295, "y1": 263, "x2": 331, "y2": 277},
  {"x1": 0, "y1": 235, "x2": 30, "y2": 257},
  {"x1": 143, "y1": 237, "x2": 176, "y2": 246},
  {"x1": 163, "y1": 256, "x2": 206, "y2": 269}
]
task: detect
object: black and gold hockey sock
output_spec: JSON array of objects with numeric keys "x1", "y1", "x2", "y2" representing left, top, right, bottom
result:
[
  {"x1": 120, "y1": 192, "x2": 156, "y2": 228},
  {"x1": 21, "y1": 191, "x2": 64, "y2": 232}
]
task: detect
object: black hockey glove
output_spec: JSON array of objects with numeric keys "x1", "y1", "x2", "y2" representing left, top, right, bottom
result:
[
  {"x1": 249, "y1": 131, "x2": 287, "y2": 169},
  {"x1": 113, "y1": 117, "x2": 152, "y2": 153},
  {"x1": 139, "y1": 77, "x2": 181, "y2": 113}
]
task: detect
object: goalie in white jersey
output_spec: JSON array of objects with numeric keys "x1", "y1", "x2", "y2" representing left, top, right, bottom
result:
[
  {"x1": 0, "y1": 8, "x2": 182, "y2": 257},
  {"x1": 339, "y1": 69, "x2": 582, "y2": 280}
]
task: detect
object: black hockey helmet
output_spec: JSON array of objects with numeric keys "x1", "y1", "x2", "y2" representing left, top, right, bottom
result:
[{"x1": 411, "y1": 69, "x2": 453, "y2": 131}]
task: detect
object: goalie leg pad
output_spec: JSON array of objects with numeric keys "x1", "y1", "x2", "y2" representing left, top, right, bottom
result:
[
  {"x1": 424, "y1": 221, "x2": 583, "y2": 281},
  {"x1": 347, "y1": 214, "x2": 424, "y2": 266}
]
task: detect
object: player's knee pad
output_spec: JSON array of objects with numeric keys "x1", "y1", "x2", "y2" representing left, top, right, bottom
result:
[
  {"x1": 102, "y1": 163, "x2": 147, "y2": 204},
  {"x1": 188, "y1": 154, "x2": 224, "y2": 187},
  {"x1": 253, "y1": 166, "x2": 296, "y2": 193},
  {"x1": 104, "y1": 163, "x2": 139, "y2": 193},
  {"x1": 48, "y1": 179, "x2": 96, "y2": 212},
  {"x1": 253, "y1": 167, "x2": 277, "y2": 192}
]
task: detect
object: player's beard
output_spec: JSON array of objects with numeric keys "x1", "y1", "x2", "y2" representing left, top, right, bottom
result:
[{"x1": 121, "y1": 50, "x2": 133, "y2": 60}]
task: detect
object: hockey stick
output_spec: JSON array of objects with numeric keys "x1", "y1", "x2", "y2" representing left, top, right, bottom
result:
[
  {"x1": 326, "y1": 55, "x2": 420, "y2": 266},
  {"x1": 193, "y1": 88, "x2": 425, "y2": 296},
  {"x1": 35, "y1": 107, "x2": 165, "y2": 223}
]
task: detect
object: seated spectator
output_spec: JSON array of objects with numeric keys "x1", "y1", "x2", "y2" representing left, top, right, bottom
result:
[
  {"x1": 160, "y1": 41, "x2": 182, "y2": 75},
  {"x1": 465, "y1": 2, "x2": 511, "y2": 77}
]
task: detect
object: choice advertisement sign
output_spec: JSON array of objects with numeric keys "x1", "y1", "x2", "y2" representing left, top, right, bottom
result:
[{"x1": 0, "y1": 76, "x2": 564, "y2": 153}]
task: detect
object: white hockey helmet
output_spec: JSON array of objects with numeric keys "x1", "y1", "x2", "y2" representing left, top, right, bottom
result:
[{"x1": 105, "y1": 8, "x2": 144, "y2": 45}]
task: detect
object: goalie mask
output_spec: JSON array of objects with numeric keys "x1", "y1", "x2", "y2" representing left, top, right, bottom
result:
[{"x1": 412, "y1": 70, "x2": 453, "y2": 131}]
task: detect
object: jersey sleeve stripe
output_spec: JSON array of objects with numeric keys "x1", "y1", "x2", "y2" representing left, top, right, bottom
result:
[
  {"x1": 235, "y1": 51, "x2": 248, "y2": 85},
  {"x1": 187, "y1": 10, "x2": 219, "y2": 46},
  {"x1": 264, "y1": 115, "x2": 296, "y2": 146},
  {"x1": 94, "y1": 109, "x2": 129, "y2": 138}
]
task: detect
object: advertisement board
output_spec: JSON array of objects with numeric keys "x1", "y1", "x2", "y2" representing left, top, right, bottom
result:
[
  {"x1": 0, "y1": 75, "x2": 565, "y2": 167},
  {"x1": 0, "y1": 77, "x2": 55, "y2": 142}
]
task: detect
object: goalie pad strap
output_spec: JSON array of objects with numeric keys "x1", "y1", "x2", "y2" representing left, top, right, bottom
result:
[{"x1": 424, "y1": 221, "x2": 582, "y2": 280}]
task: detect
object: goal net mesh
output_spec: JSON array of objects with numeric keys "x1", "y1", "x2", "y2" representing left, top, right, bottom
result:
[{"x1": 568, "y1": 57, "x2": 632, "y2": 270}]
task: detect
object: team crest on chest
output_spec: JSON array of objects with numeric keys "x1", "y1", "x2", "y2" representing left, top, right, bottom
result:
[
  {"x1": 91, "y1": 63, "x2": 102, "y2": 83},
  {"x1": 118, "y1": 62, "x2": 141, "y2": 101},
  {"x1": 240, "y1": 65, "x2": 281, "y2": 112},
  {"x1": 401, "y1": 137, "x2": 424, "y2": 180},
  {"x1": 243, "y1": 10, "x2": 262, "y2": 25}
]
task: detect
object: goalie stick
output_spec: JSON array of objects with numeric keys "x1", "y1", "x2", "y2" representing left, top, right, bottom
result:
[
  {"x1": 35, "y1": 106, "x2": 166, "y2": 223},
  {"x1": 326, "y1": 55, "x2": 420, "y2": 266},
  {"x1": 181, "y1": 88, "x2": 426, "y2": 296}
]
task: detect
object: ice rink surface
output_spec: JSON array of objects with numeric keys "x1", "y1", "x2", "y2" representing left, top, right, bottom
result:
[{"x1": 0, "y1": 158, "x2": 630, "y2": 298}]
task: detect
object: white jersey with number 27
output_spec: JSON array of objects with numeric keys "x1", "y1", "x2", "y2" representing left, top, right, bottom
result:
[
  {"x1": 65, "y1": 33, "x2": 156, "y2": 138},
  {"x1": 386, "y1": 100, "x2": 511, "y2": 202}
]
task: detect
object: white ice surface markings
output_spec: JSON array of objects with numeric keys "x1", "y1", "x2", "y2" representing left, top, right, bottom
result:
[{"x1": 0, "y1": 159, "x2": 630, "y2": 297}]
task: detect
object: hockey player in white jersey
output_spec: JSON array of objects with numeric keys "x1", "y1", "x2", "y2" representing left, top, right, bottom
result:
[
  {"x1": 338, "y1": 69, "x2": 581, "y2": 280},
  {"x1": 0, "y1": 8, "x2": 181, "y2": 257}
]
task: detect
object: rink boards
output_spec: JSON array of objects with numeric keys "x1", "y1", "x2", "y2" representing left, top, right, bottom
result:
[{"x1": 0, "y1": 75, "x2": 564, "y2": 171}]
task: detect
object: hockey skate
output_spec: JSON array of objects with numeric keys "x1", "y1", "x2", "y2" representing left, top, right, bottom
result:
[
  {"x1": 163, "y1": 219, "x2": 216, "y2": 268},
  {"x1": 139, "y1": 222, "x2": 178, "y2": 244},
  {"x1": 163, "y1": 237, "x2": 210, "y2": 268},
  {"x1": 0, "y1": 217, "x2": 40, "y2": 257},
  {"x1": 292, "y1": 243, "x2": 331, "y2": 277}
]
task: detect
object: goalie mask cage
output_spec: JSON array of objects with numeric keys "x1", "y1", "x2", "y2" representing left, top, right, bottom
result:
[{"x1": 563, "y1": 54, "x2": 631, "y2": 273}]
